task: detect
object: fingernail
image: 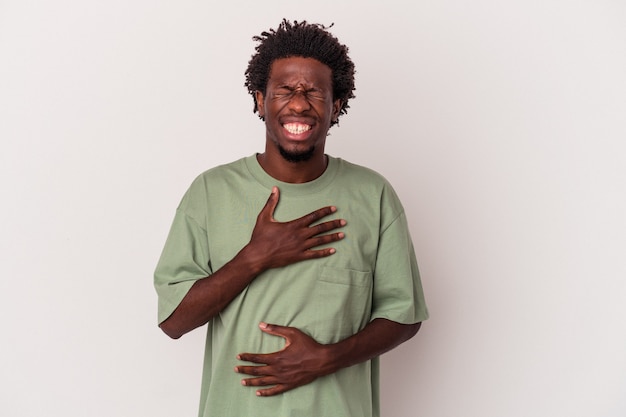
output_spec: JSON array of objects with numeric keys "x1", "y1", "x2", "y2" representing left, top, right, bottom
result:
[
  {"x1": 340, "y1": 219, "x2": 347, "y2": 226},
  {"x1": 329, "y1": 248, "x2": 336, "y2": 254},
  {"x1": 259, "y1": 322, "x2": 268, "y2": 329}
]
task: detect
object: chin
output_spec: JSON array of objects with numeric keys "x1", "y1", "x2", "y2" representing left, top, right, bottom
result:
[{"x1": 279, "y1": 145, "x2": 316, "y2": 163}]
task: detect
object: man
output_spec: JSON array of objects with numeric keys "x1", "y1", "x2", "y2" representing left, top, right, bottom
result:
[{"x1": 154, "y1": 19, "x2": 428, "y2": 417}]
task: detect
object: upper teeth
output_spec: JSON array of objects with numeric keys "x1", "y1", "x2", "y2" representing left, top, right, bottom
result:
[{"x1": 284, "y1": 123, "x2": 311, "y2": 134}]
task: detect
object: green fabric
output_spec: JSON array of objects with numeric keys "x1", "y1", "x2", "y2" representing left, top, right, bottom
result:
[{"x1": 154, "y1": 155, "x2": 429, "y2": 417}]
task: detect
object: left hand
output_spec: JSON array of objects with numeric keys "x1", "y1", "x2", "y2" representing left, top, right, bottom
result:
[{"x1": 235, "y1": 322, "x2": 332, "y2": 396}]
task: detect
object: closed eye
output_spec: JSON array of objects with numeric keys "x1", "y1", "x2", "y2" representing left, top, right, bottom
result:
[{"x1": 270, "y1": 87, "x2": 328, "y2": 102}]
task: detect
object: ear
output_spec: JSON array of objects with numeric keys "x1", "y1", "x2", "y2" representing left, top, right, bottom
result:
[
  {"x1": 331, "y1": 99, "x2": 342, "y2": 123},
  {"x1": 255, "y1": 91, "x2": 266, "y2": 117}
]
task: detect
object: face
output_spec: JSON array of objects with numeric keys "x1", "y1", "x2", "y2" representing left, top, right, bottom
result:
[{"x1": 256, "y1": 57, "x2": 341, "y2": 163}]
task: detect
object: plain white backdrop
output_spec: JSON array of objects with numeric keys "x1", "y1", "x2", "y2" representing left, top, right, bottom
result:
[{"x1": 1, "y1": 1, "x2": 625, "y2": 416}]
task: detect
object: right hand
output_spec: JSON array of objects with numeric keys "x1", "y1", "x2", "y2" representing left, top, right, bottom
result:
[{"x1": 243, "y1": 187, "x2": 346, "y2": 272}]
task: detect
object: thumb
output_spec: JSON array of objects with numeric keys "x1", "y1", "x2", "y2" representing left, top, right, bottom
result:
[
  {"x1": 260, "y1": 186, "x2": 280, "y2": 221},
  {"x1": 259, "y1": 322, "x2": 296, "y2": 342}
]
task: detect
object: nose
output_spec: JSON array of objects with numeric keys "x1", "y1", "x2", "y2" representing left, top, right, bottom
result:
[{"x1": 288, "y1": 90, "x2": 311, "y2": 113}]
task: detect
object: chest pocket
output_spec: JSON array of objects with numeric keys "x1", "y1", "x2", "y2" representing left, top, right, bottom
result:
[{"x1": 311, "y1": 266, "x2": 373, "y2": 343}]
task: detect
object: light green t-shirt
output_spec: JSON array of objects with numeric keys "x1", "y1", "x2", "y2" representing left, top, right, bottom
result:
[{"x1": 154, "y1": 155, "x2": 429, "y2": 417}]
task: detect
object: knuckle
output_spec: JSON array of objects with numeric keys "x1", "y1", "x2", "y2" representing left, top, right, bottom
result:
[
  {"x1": 306, "y1": 212, "x2": 321, "y2": 223},
  {"x1": 315, "y1": 235, "x2": 334, "y2": 245},
  {"x1": 310, "y1": 249, "x2": 328, "y2": 259},
  {"x1": 308, "y1": 207, "x2": 330, "y2": 222},
  {"x1": 303, "y1": 250, "x2": 318, "y2": 259}
]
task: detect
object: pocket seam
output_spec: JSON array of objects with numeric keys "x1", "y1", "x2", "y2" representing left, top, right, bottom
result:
[{"x1": 319, "y1": 266, "x2": 372, "y2": 287}]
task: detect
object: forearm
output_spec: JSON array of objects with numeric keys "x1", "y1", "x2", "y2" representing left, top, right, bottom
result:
[
  {"x1": 159, "y1": 245, "x2": 265, "y2": 339},
  {"x1": 320, "y1": 318, "x2": 422, "y2": 375}
]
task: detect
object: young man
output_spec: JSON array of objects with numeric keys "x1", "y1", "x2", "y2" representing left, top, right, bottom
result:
[{"x1": 154, "y1": 19, "x2": 428, "y2": 417}]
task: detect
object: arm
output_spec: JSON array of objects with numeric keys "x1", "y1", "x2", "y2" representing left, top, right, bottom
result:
[
  {"x1": 235, "y1": 318, "x2": 422, "y2": 396},
  {"x1": 159, "y1": 187, "x2": 346, "y2": 339}
]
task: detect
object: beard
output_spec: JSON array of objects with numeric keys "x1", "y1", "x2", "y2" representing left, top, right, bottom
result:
[{"x1": 278, "y1": 144, "x2": 316, "y2": 163}]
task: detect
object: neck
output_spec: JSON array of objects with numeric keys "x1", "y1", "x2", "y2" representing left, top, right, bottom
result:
[{"x1": 257, "y1": 146, "x2": 328, "y2": 184}]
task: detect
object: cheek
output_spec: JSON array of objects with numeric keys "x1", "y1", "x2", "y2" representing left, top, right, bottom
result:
[{"x1": 324, "y1": 104, "x2": 337, "y2": 121}]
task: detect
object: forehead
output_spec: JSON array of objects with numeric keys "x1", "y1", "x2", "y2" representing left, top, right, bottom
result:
[{"x1": 267, "y1": 57, "x2": 333, "y2": 88}]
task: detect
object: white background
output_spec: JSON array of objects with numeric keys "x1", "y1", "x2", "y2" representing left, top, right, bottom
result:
[{"x1": 1, "y1": 1, "x2": 625, "y2": 416}]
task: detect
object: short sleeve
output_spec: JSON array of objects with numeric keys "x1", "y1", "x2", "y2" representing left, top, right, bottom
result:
[
  {"x1": 153, "y1": 209, "x2": 212, "y2": 324},
  {"x1": 370, "y1": 211, "x2": 429, "y2": 324}
]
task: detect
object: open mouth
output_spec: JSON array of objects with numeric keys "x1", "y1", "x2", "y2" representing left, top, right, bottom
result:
[{"x1": 283, "y1": 122, "x2": 311, "y2": 135}]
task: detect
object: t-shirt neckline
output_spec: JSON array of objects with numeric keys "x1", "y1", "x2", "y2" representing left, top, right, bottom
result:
[{"x1": 244, "y1": 153, "x2": 339, "y2": 196}]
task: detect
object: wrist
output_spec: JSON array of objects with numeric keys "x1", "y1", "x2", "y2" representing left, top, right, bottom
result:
[
  {"x1": 236, "y1": 243, "x2": 267, "y2": 276},
  {"x1": 317, "y1": 341, "x2": 349, "y2": 376}
]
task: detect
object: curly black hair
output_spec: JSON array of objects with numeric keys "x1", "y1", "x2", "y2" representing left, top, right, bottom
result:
[{"x1": 244, "y1": 19, "x2": 356, "y2": 127}]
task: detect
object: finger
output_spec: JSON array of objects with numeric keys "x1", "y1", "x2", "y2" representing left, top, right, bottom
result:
[
  {"x1": 255, "y1": 384, "x2": 291, "y2": 397},
  {"x1": 240, "y1": 375, "x2": 280, "y2": 387},
  {"x1": 237, "y1": 352, "x2": 273, "y2": 364},
  {"x1": 302, "y1": 247, "x2": 337, "y2": 259},
  {"x1": 306, "y1": 231, "x2": 345, "y2": 248},
  {"x1": 295, "y1": 205, "x2": 337, "y2": 227},
  {"x1": 257, "y1": 322, "x2": 297, "y2": 341},
  {"x1": 234, "y1": 365, "x2": 270, "y2": 376},
  {"x1": 308, "y1": 219, "x2": 346, "y2": 237},
  {"x1": 259, "y1": 186, "x2": 280, "y2": 221}
]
